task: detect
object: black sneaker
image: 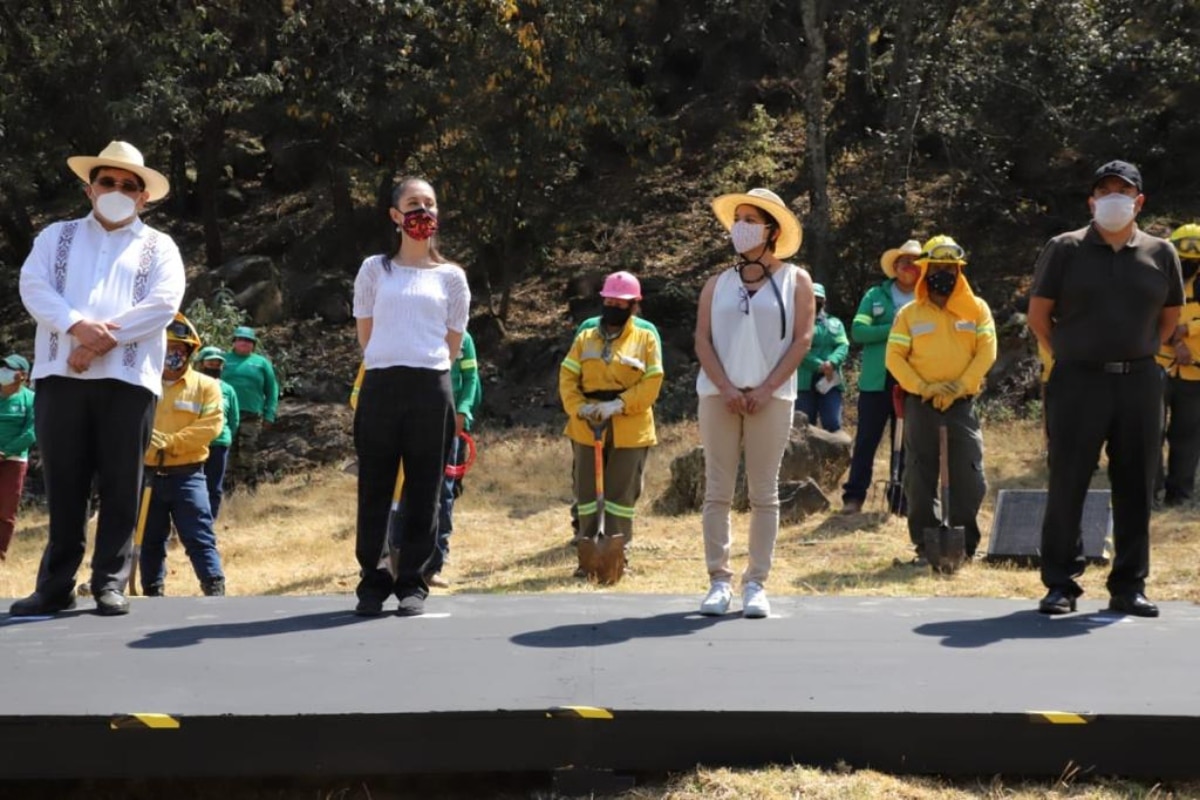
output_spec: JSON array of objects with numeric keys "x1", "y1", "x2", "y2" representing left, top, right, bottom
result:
[
  {"x1": 94, "y1": 589, "x2": 130, "y2": 616},
  {"x1": 9, "y1": 592, "x2": 77, "y2": 617},
  {"x1": 355, "y1": 596, "x2": 386, "y2": 617},
  {"x1": 396, "y1": 593, "x2": 426, "y2": 617}
]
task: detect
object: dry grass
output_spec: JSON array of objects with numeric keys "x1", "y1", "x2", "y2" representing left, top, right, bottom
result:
[{"x1": 4, "y1": 418, "x2": 1200, "y2": 798}]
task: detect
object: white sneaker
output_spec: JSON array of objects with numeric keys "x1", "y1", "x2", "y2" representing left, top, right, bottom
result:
[
  {"x1": 699, "y1": 581, "x2": 733, "y2": 616},
  {"x1": 742, "y1": 582, "x2": 770, "y2": 618}
]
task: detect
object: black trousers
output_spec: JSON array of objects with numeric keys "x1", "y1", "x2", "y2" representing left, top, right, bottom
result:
[
  {"x1": 353, "y1": 366, "x2": 453, "y2": 600},
  {"x1": 33, "y1": 377, "x2": 156, "y2": 600},
  {"x1": 1041, "y1": 361, "x2": 1163, "y2": 597},
  {"x1": 1160, "y1": 375, "x2": 1200, "y2": 503}
]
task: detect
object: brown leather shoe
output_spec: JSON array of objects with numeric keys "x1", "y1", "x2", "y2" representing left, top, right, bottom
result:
[{"x1": 426, "y1": 573, "x2": 450, "y2": 589}]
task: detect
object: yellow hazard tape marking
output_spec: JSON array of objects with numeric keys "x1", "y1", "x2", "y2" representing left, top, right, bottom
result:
[
  {"x1": 547, "y1": 706, "x2": 614, "y2": 720},
  {"x1": 1028, "y1": 711, "x2": 1092, "y2": 725},
  {"x1": 110, "y1": 713, "x2": 181, "y2": 730}
]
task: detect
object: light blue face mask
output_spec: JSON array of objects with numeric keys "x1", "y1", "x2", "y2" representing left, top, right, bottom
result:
[{"x1": 0, "y1": 368, "x2": 15, "y2": 386}]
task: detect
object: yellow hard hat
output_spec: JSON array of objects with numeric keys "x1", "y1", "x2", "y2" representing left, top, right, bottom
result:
[
  {"x1": 917, "y1": 234, "x2": 966, "y2": 265},
  {"x1": 165, "y1": 313, "x2": 202, "y2": 349},
  {"x1": 1170, "y1": 223, "x2": 1200, "y2": 259}
]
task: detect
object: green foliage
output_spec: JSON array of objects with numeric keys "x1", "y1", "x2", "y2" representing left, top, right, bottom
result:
[
  {"x1": 715, "y1": 105, "x2": 782, "y2": 190},
  {"x1": 184, "y1": 287, "x2": 245, "y2": 356}
]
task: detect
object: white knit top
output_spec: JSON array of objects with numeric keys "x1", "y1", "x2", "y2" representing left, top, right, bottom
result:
[
  {"x1": 353, "y1": 255, "x2": 471, "y2": 371},
  {"x1": 696, "y1": 264, "x2": 800, "y2": 401}
]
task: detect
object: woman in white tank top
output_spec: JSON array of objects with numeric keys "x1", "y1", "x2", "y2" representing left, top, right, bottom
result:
[{"x1": 693, "y1": 188, "x2": 815, "y2": 619}]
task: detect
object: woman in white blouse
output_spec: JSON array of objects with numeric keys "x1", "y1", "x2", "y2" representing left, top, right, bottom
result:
[
  {"x1": 352, "y1": 177, "x2": 470, "y2": 617},
  {"x1": 694, "y1": 188, "x2": 814, "y2": 619}
]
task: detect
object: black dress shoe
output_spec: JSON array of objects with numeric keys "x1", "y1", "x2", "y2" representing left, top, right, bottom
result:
[
  {"x1": 9, "y1": 592, "x2": 77, "y2": 617},
  {"x1": 1038, "y1": 588, "x2": 1077, "y2": 615},
  {"x1": 94, "y1": 589, "x2": 130, "y2": 616},
  {"x1": 395, "y1": 592, "x2": 426, "y2": 617},
  {"x1": 1108, "y1": 593, "x2": 1159, "y2": 618}
]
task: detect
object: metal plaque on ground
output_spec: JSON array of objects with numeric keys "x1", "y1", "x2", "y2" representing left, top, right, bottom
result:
[{"x1": 986, "y1": 489, "x2": 1112, "y2": 566}]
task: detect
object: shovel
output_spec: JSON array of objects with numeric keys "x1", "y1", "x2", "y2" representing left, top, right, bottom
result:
[
  {"x1": 884, "y1": 385, "x2": 907, "y2": 516},
  {"x1": 128, "y1": 451, "x2": 164, "y2": 595},
  {"x1": 577, "y1": 424, "x2": 625, "y2": 585},
  {"x1": 377, "y1": 461, "x2": 405, "y2": 579},
  {"x1": 922, "y1": 424, "x2": 966, "y2": 575}
]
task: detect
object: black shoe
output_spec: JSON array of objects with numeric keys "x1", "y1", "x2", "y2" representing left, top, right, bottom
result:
[
  {"x1": 201, "y1": 578, "x2": 226, "y2": 597},
  {"x1": 395, "y1": 592, "x2": 426, "y2": 617},
  {"x1": 9, "y1": 592, "x2": 77, "y2": 617},
  {"x1": 144, "y1": 584, "x2": 165, "y2": 597},
  {"x1": 355, "y1": 596, "x2": 386, "y2": 617},
  {"x1": 1038, "y1": 588, "x2": 1077, "y2": 615},
  {"x1": 1108, "y1": 592, "x2": 1159, "y2": 618},
  {"x1": 94, "y1": 589, "x2": 130, "y2": 616}
]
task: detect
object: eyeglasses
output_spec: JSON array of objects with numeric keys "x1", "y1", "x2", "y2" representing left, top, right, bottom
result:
[
  {"x1": 923, "y1": 243, "x2": 965, "y2": 262},
  {"x1": 94, "y1": 176, "x2": 143, "y2": 194},
  {"x1": 1175, "y1": 238, "x2": 1200, "y2": 256},
  {"x1": 738, "y1": 285, "x2": 751, "y2": 315}
]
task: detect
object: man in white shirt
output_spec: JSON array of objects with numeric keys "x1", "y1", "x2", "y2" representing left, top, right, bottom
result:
[{"x1": 12, "y1": 141, "x2": 185, "y2": 617}]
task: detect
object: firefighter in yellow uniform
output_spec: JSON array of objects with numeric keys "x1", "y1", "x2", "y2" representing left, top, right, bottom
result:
[
  {"x1": 1156, "y1": 223, "x2": 1200, "y2": 506},
  {"x1": 559, "y1": 271, "x2": 664, "y2": 580},
  {"x1": 138, "y1": 313, "x2": 227, "y2": 596},
  {"x1": 886, "y1": 235, "x2": 997, "y2": 564}
]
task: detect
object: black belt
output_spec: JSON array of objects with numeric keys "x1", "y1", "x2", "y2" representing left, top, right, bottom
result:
[
  {"x1": 1059, "y1": 357, "x2": 1155, "y2": 375},
  {"x1": 583, "y1": 390, "x2": 622, "y2": 401},
  {"x1": 151, "y1": 463, "x2": 204, "y2": 476}
]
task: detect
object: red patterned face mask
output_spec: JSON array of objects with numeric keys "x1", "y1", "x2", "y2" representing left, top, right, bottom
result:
[{"x1": 401, "y1": 208, "x2": 439, "y2": 241}]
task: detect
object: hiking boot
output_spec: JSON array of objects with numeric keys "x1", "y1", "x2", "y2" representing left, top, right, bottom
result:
[
  {"x1": 94, "y1": 589, "x2": 130, "y2": 616},
  {"x1": 396, "y1": 592, "x2": 426, "y2": 617},
  {"x1": 355, "y1": 596, "x2": 386, "y2": 617},
  {"x1": 840, "y1": 498, "x2": 863, "y2": 515},
  {"x1": 201, "y1": 578, "x2": 226, "y2": 597},
  {"x1": 742, "y1": 582, "x2": 770, "y2": 618},
  {"x1": 699, "y1": 581, "x2": 733, "y2": 616},
  {"x1": 9, "y1": 591, "x2": 77, "y2": 617}
]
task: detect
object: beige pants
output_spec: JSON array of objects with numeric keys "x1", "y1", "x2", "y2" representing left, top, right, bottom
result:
[{"x1": 699, "y1": 395, "x2": 793, "y2": 585}]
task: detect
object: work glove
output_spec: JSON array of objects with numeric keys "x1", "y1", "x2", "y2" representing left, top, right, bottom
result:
[
  {"x1": 594, "y1": 399, "x2": 624, "y2": 422},
  {"x1": 932, "y1": 394, "x2": 954, "y2": 412},
  {"x1": 926, "y1": 381, "x2": 962, "y2": 398},
  {"x1": 916, "y1": 382, "x2": 939, "y2": 400},
  {"x1": 577, "y1": 403, "x2": 602, "y2": 423},
  {"x1": 149, "y1": 429, "x2": 172, "y2": 451}
]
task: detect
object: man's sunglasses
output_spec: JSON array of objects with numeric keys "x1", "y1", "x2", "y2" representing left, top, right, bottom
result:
[
  {"x1": 94, "y1": 176, "x2": 143, "y2": 194},
  {"x1": 1175, "y1": 237, "x2": 1200, "y2": 256}
]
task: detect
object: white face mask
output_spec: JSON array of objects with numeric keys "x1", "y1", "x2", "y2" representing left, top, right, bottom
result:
[
  {"x1": 730, "y1": 221, "x2": 767, "y2": 254},
  {"x1": 1092, "y1": 193, "x2": 1137, "y2": 232},
  {"x1": 0, "y1": 368, "x2": 15, "y2": 386},
  {"x1": 95, "y1": 191, "x2": 138, "y2": 224}
]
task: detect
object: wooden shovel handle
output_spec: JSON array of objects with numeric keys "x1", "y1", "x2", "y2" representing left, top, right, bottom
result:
[{"x1": 939, "y1": 424, "x2": 950, "y2": 495}]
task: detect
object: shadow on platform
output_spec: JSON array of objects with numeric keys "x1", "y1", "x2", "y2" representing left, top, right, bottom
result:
[
  {"x1": 512, "y1": 610, "x2": 733, "y2": 648},
  {"x1": 914, "y1": 609, "x2": 1121, "y2": 648},
  {"x1": 127, "y1": 609, "x2": 374, "y2": 649}
]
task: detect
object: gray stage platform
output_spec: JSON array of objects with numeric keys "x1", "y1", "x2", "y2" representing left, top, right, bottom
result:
[{"x1": 2, "y1": 593, "x2": 1198, "y2": 781}]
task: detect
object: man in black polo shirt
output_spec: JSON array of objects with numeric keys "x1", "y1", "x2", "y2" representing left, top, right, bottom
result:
[{"x1": 1028, "y1": 160, "x2": 1183, "y2": 617}]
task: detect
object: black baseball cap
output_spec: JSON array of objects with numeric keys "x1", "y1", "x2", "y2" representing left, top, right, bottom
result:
[{"x1": 1092, "y1": 160, "x2": 1142, "y2": 192}]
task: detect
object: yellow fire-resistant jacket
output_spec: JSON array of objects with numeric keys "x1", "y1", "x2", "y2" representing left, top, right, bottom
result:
[
  {"x1": 1156, "y1": 271, "x2": 1200, "y2": 380},
  {"x1": 885, "y1": 273, "x2": 997, "y2": 398},
  {"x1": 559, "y1": 318, "x2": 664, "y2": 448},
  {"x1": 145, "y1": 368, "x2": 224, "y2": 467}
]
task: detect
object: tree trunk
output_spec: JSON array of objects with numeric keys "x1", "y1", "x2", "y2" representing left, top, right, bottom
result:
[
  {"x1": 800, "y1": 0, "x2": 831, "y2": 281},
  {"x1": 197, "y1": 111, "x2": 225, "y2": 268},
  {"x1": 327, "y1": 130, "x2": 354, "y2": 245},
  {"x1": 842, "y1": 13, "x2": 876, "y2": 133},
  {"x1": 884, "y1": 0, "x2": 915, "y2": 192},
  {"x1": 168, "y1": 135, "x2": 188, "y2": 218},
  {"x1": 0, "y1": 182, "x2": 34, "y2": 259}
]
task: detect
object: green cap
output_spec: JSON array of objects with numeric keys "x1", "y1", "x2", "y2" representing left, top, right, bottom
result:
[
  {"x1": 1, "y1": 354, "x2": 30, "y2": 372},
  {"x1": 232, "y1": 326, "x2": 257, "y2": 343},
  {"x1": 812, "y1": 282, "x2": 826, "y2": 300},
  {"x1": 196, "y1": 346, "x2": 226, "y2": 363}
]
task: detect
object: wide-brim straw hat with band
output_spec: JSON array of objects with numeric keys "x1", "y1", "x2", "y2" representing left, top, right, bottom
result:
[
  {"x1": 67, "y1": 141, "x2": 170, "y2": 202},
  {"x1": 711, "y1": 187, "x2": 803, "y2": 259},
  {"x1": 880, "y1": 239, "x2": 923, "y2": 279}
]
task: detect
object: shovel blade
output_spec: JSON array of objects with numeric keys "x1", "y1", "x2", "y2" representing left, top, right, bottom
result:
[
  {"x1": 576, "y1": 535, "x2": 626, "y2": 585},
  {"x1": 923, "y1": 525, "x2": 966, "y2": 574}
]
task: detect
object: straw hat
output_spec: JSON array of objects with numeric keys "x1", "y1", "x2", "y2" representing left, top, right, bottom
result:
[
  {"x1": 711, "y1": 188, "x2": 803, "y2": 259},
  {"x1": 880, "y1": 239, "x2": 922, "y2": 278},
  {"x1": 67, "y1": 141, "x2": 170, "y2": 202}
]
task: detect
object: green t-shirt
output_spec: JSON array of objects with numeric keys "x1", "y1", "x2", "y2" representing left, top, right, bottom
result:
[
  {"x1": 0, "y1": 385, "x2": 35, "y2": 461},
  {"x1": 222, "y1": 350, "x2": 280, "y2": 422}
]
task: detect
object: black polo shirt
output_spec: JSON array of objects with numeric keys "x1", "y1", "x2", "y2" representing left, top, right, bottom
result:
[{"x1": 1031, "y1": 224, "x2": 1184, "y2": 362}]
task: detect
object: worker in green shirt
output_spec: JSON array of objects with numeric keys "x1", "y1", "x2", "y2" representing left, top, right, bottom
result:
[
  {"x1": 195, "y1": 346, "x2": 240, "y2": 520},
  {"x1": 0, "y1": 354, "x2": 35, "y2": 560},
  {"x1": 222, "y1": 326, "x2": 278, "y2": 493}
]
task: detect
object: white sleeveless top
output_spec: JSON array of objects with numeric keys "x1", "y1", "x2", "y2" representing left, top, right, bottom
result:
[{"x1": 697, "y1": 264, "x2": 800, "y2": 401}]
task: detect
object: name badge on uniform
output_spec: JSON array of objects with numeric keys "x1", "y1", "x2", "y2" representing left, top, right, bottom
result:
[
  {"x1": 910, "y1": 322, "x2": 935, "y2": 337},
  {"x1": 872, "y1": 303, "x2": 884, "y2": 316},
  {"x1": 954, "y1": 320, "x2": 977, "y2": 333},
  {"x1": 174, "y1": 399, "x2": 200, "y2": 413}
]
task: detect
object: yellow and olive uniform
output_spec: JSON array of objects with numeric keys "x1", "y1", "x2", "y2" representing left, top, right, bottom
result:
[
  {"x1": 885, "y1": 269, "x2": 996, "y2": 558},
  {"x1": 146, "y1": 370, "x2": 224, "y2": 469},
  {"x1": 1155, "y1": 267, "x2": 1200, "y2": 503},
  {"x1": 559, "y1": 319, "x2": 663, "y2": 540}
]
